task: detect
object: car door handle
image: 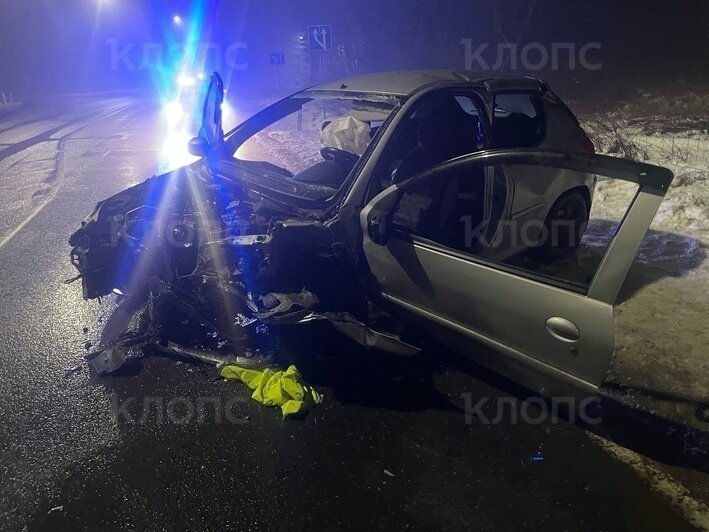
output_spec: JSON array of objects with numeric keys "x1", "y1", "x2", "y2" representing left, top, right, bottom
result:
[{"x1": 545, "y1": 317, "x2": 580, "y2": 342}]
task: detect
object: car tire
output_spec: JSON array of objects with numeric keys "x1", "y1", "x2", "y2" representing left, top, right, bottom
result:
[{"x1": 539, "y1": 190, "x2": 589, "y2": 253}]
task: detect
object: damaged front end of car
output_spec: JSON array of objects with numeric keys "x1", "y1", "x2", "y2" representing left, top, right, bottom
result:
[{"x1": 68, "y1": 162, "x2": 417, "y2": 375}]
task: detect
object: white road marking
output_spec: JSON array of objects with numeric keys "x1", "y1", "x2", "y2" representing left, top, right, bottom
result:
[
  {"x1": 0, "y1": 103, "x2": 139, "y2": 250},
  {"x1": 590, "y1": 434, "x2": 709, "y2": 530},
  {"x1": 0, "y1": 124, "x2": 83, "y2": 249}
]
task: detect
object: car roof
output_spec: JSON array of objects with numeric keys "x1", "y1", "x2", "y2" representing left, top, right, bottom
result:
[{"x1": 308, "y1": 70, "x2": 548, "y2": 97}]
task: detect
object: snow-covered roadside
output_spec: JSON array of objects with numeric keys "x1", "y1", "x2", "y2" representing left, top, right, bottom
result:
[
  {"x1": 642, "y1": 138, "x2": 708, "y2": 240},
  {"x1": 0, "y1": 102, "x2": 22, "y2": 116},
  {"x1": 582, "y1": 111, "x2": 708, "y2": 408}
]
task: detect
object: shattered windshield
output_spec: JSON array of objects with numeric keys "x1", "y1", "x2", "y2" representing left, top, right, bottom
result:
[{"x1": 228, "y1": 92, "x2": 400, "y2": 178}]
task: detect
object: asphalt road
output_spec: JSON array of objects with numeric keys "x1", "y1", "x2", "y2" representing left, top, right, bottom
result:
[{"x1": 0, "y1": 94, "x2": 702, "y2": 531}]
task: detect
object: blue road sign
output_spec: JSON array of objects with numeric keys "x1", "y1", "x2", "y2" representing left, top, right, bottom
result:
[
  {"x1": 308, "y1": 25, "x2": 332, "y2": 52},
  {"x1": 270, "y1": 53, "x2": 285, "y2": 65}
]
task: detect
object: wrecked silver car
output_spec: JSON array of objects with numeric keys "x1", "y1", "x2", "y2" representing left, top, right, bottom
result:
[{"x1": 68, "y1": 70, "x2": 673, "y2": 396}]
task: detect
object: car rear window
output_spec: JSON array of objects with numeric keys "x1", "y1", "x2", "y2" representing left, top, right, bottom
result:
[{"x1": 492, "y1": 93, "x2": 545, "y2": 148}]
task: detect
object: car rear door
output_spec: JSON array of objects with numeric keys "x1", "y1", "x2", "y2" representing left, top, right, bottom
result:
[{"x1": 360, "y1": 150, "x2": 673, "y2": 395}]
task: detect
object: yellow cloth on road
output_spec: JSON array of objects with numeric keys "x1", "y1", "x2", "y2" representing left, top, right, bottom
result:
[{"x1": 219, "y1": 364, "x2": 322, "y2": 418}]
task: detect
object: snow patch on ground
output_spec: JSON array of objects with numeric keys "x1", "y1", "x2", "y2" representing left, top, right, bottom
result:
[{"x1": 581, "y1": 97, "x2": 709, "y2": 405}]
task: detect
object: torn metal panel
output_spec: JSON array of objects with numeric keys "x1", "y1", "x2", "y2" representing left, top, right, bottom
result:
[
  {"x1": 154, "y1": 340, "x2": 275, "y2": 369},
  {"x1": 256, "y1": 306, "x2": 420, "y2": 356}
]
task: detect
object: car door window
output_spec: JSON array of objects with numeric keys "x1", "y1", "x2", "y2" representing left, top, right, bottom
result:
[
  {"x1": 492, "y1": 93, "x2": 545, "y2": 148},
  {"x1": 391, "y1": 161, "x2": 641, "y2": 293},
  {"x1": 392, "y1": 163, "x2": 506, "y2": 255},
  {"x1": 371, "y1": 91, "x2": 487, "y2": 195}
]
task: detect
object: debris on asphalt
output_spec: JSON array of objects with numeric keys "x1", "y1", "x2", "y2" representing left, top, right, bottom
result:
[
  {"x1": 383, "y1": 469, "x2": 395, "y2": 477},
  {"x1": 531, "y1": 449, "x2": 545, "y2": 462},
  {"x1": 154, "y1": 340, "x2": 270, "y2": 367},
  {"x1": 86, "y1": 345, "x2": 130, "y2": 375},
  {"x1": 63, "y1": 364, "x2": 82, "y2": 378},
  {"x1": 47, "y1": 506, "x2": 64, "y2": 514}
]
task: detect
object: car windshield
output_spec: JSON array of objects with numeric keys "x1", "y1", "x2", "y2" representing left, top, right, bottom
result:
[{"x1": 226, "y1": 91, "x2": 401, "y2": 180}]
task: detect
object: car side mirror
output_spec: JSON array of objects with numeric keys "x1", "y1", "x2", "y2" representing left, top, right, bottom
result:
[
  {"x1": 367, "y1": 213, "x2": 391, "y2": 245},
  {"x1": 188, "y1": 136, "x2": 208, "y2": 157}
]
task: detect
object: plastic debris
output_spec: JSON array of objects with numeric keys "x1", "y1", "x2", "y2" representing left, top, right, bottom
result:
[
  {"x1": 63, "y1": 365, "x2": 82, "y2": 378},
  {"x1": 85, "y1": 345, "x2": 129, "y2": 375}
]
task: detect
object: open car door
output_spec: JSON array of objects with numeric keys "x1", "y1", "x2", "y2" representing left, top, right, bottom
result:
[
  {"x1": 360, "y1": 150, "x2": 673, "y2": 396},
  {"x1": 188, "y1": 72, "x2": 224, "y2": 160}
]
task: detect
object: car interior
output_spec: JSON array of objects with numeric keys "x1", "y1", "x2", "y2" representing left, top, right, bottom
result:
[
  {"x1": 492, "y1": 93, "x2": 546, "y2": 148},
  {"x1": 391, "y1": 93, "x2": 485, "y2": 183},
  {"x1": 391, "y1": 164, "x2": 508, "y2": 256}
]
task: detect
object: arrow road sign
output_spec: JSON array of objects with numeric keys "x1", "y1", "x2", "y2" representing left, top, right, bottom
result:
[{"x1": 308, "y1": 25, "x2": 332, "y2": 52}]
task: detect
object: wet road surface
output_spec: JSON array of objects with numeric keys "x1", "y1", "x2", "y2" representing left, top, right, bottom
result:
[{"x1": 0, "y1": 94, "x2": 703, "y2": 531}]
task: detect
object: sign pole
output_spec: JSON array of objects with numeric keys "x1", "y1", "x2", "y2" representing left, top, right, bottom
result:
[
  {"x1": 319, "y1": 51, "x2": 324, "y2": 84},
  {"x1": 307, "y1": 25, "x2": 332, "y2": 84}
]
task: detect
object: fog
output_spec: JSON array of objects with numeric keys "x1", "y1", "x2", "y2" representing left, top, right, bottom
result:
[{"x1": 1, "y1": 0, "x2": 707, "y2": 101}]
